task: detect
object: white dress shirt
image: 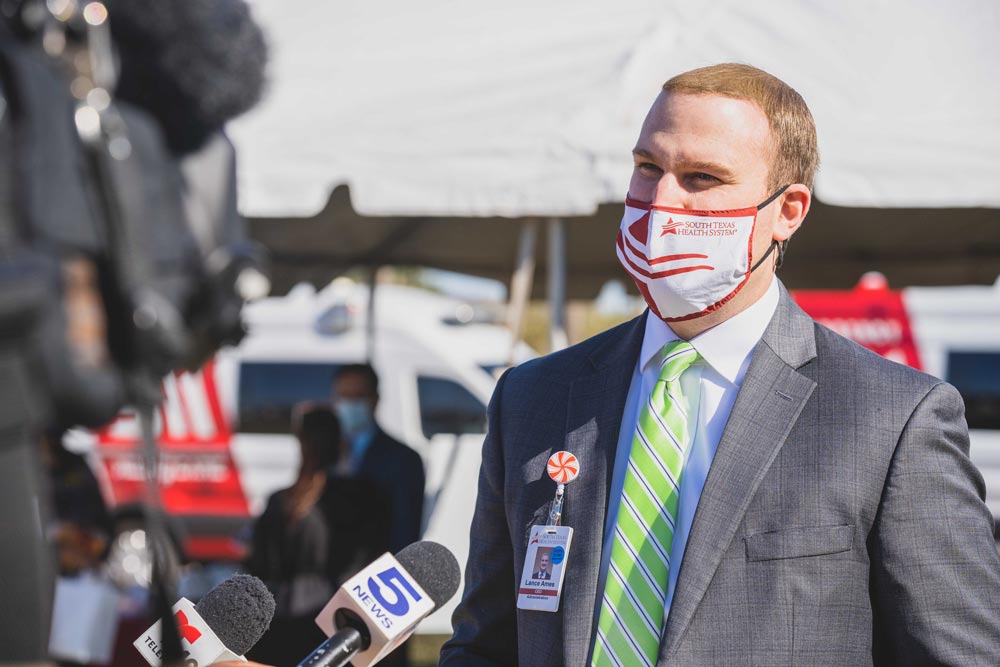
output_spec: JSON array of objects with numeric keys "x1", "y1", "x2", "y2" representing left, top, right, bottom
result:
[{"x1": 592, "y1": 278, "x2": 780, "y2": 636}]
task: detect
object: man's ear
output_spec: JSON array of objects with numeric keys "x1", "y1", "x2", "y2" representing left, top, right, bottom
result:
[{"x1": 773, "y1": 184, "x2": 811, "y2": 242}]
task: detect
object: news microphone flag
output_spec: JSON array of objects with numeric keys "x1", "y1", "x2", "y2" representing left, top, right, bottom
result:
[
  {"x1": 134, "y1": 574, "x2": 274, "y2": 667},
  {"x1": 309, "y1": 541, "x2": 460, "y2": 667},
  {"x1": 313, "y1": 553, "x2": 433, "y2": 666},
  {"x1": 134, "y1": 597, "x2": 243, "y2": 667}
]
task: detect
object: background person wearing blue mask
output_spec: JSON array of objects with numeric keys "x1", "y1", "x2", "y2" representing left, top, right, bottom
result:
[
  {"x1": 331, "y1": 364, "x2": 425, "y2": 554},
  {"x1": 246, "y1": 404, "x2": 389, "y2": 664}
]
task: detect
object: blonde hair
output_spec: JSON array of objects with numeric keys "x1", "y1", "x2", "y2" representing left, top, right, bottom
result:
[{"x1": 663, "y1": 63, "x2": 819, "y2": 191}]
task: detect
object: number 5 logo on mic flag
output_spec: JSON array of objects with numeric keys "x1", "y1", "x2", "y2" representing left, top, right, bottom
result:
[{"x1": 314, "y1": 552, "x2": 435, "y2": 665}]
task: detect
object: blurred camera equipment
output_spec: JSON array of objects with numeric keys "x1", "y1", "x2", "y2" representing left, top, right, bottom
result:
[{"x1": 0, "y1": 0, "x2": 268, "y2": 662}]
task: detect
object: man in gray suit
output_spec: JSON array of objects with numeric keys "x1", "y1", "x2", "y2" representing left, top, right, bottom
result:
[{"x1": 440, "y1": 63, "x2": 1000, "y2": 666}]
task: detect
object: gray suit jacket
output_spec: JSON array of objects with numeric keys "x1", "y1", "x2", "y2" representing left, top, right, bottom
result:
[{"x1": 440, "y1": 287, "x2": 1000, "y2": 666}]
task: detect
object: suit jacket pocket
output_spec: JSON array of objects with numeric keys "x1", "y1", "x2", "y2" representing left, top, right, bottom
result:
[{"x1": 744, "y1": 524, "x2": 855, "y2": 562}]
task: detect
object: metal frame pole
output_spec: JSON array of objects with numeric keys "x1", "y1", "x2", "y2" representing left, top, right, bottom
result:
[
  {"x1": 366, "y1": 265, "x2": 378, "y2": 364},
  {"x1": 547, "y1": 217, "x2": 569, "y2": 352},
  {"x1": 506, "y1": 220, "x2": 538, "y2": 366}
]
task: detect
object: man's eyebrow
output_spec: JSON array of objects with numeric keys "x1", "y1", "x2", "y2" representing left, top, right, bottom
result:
[
  {"x1": 681, "y1": 159, "x2": 737, "y2": 179},
  {"x1": 631, "y1": 147, "x2": 657, "y2": 161},
  {"x1": 631, "y1": 148, "x2": 736, "y2": 179}
]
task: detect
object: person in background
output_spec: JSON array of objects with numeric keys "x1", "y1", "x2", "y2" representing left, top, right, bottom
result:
[
  {"x1": 331, "y1": 364, "x2": 425, "y2": 554},
  {"x1": 245, "y1": 404, "x2": 389, "y2": 665},
  {"x1": 42, "y1": 431, "x2": 113, "y2": 577}
]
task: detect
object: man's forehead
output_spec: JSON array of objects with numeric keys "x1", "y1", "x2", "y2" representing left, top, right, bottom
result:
[
  {"x1": 653, "y1": 90, "x2": 767, "y2": 120},
  {"x1": 334, "y1": 372, "x2": 374, "y2": 393},
  {"x1": 642, "y1": 92, "x2": 771, "y2": 145},
  {"x1": 635, "y1": 91, "x2": 773, "y2": 174}
]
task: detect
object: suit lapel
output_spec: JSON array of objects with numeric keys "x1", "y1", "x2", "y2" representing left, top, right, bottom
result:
[
  {"x1": 659, "y1": 287, "x2": 818, "y2": 664},
  {"x1": 356, "y1": 428, "x2": 387, "y2": 475},
  {"x1": 560, "y1": 312, "x2": 646, "y2": 667}
]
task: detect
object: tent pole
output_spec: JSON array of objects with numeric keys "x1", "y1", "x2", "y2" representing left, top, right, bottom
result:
[
  {"x1": 506, "y1": 220, "x2": 538, "y2": 367},
  {"x1": 366, "y1": 265, "x2": 378, "y2": 364},
  {"x1": 548, "y1": 217, "x2": 569, "y2": 352}
]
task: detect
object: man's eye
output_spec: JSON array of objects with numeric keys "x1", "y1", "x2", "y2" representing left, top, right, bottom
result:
[
  {"x1": 689, "y1": 172, "x2": 720, "y2": 184},
  {"x1": 635, "y1": 162, "x2": 661, "y2": 175}
]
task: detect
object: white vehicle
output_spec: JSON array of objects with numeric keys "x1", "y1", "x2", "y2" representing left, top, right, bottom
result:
[{"x1": 82, "y1": 280, "x2": 534, "y2": 634}]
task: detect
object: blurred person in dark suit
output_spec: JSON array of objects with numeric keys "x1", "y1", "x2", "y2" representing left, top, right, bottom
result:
[
  {"x1": 245, "y1": 404, "x2": 389, "y2": 665},
  {"x1": 331, "y1": 364, "x2": 425, "y2": 554}
]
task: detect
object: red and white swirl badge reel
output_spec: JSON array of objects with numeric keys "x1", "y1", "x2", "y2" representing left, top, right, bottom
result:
[
  {"x1": 547, "y1": 450, "x2": 579, "y2": 484},
  {"x1": 517, "y1": 451, "x2": 578, "y2": 613}
]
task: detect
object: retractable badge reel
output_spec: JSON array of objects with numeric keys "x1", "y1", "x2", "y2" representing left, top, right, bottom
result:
[{"x1": 517, "y1": 451, "x2": 579, "y2": 612}]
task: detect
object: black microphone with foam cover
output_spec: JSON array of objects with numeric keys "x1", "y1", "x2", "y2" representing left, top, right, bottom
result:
[
  {"x1": 104, "y1": 0, "x2": 268, "y2": 155},
  {"x1": 133, "y1": 573, "x2": 275, "y2": 665},
  {"x1": 301, "y1": 541, "x2": 462, "y2": 667},
  {"x1": 395, "y1": 540, "x2": 462, "y2": 610},
  {"x1": 194, "y1": 574, "x2": 276, "y2": 657}
]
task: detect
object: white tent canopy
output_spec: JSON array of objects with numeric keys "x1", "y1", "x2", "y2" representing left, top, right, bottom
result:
[{"x1": 232, "y1": 0, "x2": 1000, "y2": 218}]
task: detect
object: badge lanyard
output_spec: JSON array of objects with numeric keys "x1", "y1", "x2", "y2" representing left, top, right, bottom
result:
[
  {"x1": 546, "y1": 450, "x2": 579, "y2": 525},
  {"x1": 517, "y1": 451, "x2": 579, "y2": 613}
]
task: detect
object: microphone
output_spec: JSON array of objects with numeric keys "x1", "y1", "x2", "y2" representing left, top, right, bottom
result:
[
  {"x1": 104, "y1": 0, "x2": 268, "y2": 155},
  {"x1": 134, "y1": 574, "x2": 276, "y2": 667},
  {"x1": 302, "y1": 541, "x2": 461, "y2": 667}
]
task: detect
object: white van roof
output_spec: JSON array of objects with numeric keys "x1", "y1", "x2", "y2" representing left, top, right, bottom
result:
[{"x1": 240, "y1": 280, "x2": 535, "y2": 369}]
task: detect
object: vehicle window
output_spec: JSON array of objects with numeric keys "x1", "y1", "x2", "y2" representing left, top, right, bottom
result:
[
  {"x1": 238, "y1": 362, "x2": 342, "y2": 434},
  {"x1": 946, "y1": 352, "x2": 1000, "y2": 429},
  {"x1": 479, "y1": 363, "x2": 506, "y2": 378},
  {"x1": 417, "y1": 376, "x2": 486, "y2": 439}
]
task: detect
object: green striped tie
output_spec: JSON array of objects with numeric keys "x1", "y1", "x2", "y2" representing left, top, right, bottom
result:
[{"x1": 592, "y1": 340, "x2": 700, "y2": 667}]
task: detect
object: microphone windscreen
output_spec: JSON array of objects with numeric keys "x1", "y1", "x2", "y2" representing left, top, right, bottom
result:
[
  {"x1": 105, "y1": 0, "x2": 268, "y2": 155},
  {"x1": 394, "y1": 541, "x2": 461, "y2": 609},
  {"x1": 194, "y1": 574, "x2": 275, "y2": 656}
]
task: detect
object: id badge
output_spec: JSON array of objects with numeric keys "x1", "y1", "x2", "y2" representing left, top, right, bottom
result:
[{"x1": 516, "y1": 524, "x2": 573, "y2": 612}]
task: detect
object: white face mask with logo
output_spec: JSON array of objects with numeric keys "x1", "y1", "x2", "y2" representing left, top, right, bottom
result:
[{"x1": 616, "y1": 185, "x2": 788, "y2": 322}]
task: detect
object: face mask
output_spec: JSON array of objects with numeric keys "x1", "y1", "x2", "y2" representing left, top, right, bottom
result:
[
  {"x1": 616, "y1": 186, "x2": 788, "y2": 322},
  {"x1": 334, "y1": 399, "x2": 374, "y2": 438}
]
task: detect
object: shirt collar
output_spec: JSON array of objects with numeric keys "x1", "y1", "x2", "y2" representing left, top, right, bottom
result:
[
  {"x1": 351, "y1": 427, "x2": 375, "y2": 457},
  {"x1": 639, "y1": 279, "x2": 780, "y2": 387}
]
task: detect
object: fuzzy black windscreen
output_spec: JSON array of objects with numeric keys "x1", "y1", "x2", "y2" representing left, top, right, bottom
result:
[{"x1": 105, "y1": 0, "x2": 268, "y2": 155}]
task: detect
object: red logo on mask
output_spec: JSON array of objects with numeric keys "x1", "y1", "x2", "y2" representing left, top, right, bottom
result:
[
  {"x1": 659, "y1": 218, "x2": 683, "y2": 236},
  {"x1": 175, "y1": 610, "x2": 202, "y2": 644}
]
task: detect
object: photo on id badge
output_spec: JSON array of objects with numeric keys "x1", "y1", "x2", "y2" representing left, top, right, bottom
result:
[{"x1": 517, "y1": 525, "x2": 572, "y2": 612}]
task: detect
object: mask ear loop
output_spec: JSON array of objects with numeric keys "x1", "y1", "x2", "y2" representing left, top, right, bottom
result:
[
  {"x1": 750, "y1": 184, "x2": 792, "y2": 272},
  {"x1": 756, "y1": 184, "x2": 791, "y2": 211},
  {"x1": 750, "y1": 240, "x2": 780, "y2": 272},
  {"x1": 776, "y1": 239, "x2": 788, "y2": 269}
]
